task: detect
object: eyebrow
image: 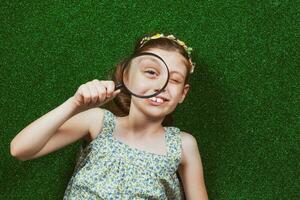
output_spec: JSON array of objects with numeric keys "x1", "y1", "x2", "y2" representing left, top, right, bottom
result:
[
  {"x1": 139, "y1": 57, "x2": 163, "y2": 68},
  {"x1": 147, "y1": 57, "x2": 161, "y2": 64}
]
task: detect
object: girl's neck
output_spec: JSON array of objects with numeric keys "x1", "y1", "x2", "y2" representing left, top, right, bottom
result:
[{"x1": 116, "y1": 107, "x2": 165, "y2": 139}]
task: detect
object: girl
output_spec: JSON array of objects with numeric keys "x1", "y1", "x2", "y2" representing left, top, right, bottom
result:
[{"x1": 10, "y1": 33, "x2": 208, "y2": 199}]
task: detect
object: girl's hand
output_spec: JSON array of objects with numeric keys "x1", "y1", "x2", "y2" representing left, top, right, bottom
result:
[{"x1": 71, "y1": 79, "x2": 121, "y2": 110}]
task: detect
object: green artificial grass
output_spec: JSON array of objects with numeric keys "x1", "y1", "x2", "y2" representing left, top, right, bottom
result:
[{"x1": 1, "y1": 0, "x2": 299, "y2": 199}]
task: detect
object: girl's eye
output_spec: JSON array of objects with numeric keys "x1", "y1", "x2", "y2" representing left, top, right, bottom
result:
[
  {"x1": 170, "y1": 79, "x2": 181, "y2": 83},
  {"x1": 145, "y1": 69, "x2": 158, "y2": 76}
]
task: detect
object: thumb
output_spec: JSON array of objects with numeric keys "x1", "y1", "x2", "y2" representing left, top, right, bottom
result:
[
  {"x1": 100, "y1": 89, "x2": 121, "y2": 106},
  {"x1": 111, "y1": 89, "x2": 121, "y2": 98}
]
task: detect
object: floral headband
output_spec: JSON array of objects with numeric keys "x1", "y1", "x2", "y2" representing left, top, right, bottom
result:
[{"x1": 139, "y1": 33, "x2": 196, "y2": 74}]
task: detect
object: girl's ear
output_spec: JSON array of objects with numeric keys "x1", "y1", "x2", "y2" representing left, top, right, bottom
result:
[{"x1": 179, "y1": 84, "x2": 190, "y2": 104}]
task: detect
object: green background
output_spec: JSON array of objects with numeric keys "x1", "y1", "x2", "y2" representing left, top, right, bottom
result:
[{"x1": 1, "y1": 0, "x2": 299, "y2": 199}]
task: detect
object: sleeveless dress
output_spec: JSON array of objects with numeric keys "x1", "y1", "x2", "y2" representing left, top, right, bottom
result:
[{"x1": 63, "y1": 108, "x2": 186, "y2": 199}]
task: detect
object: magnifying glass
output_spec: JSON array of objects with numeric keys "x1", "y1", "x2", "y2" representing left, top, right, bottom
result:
[{"x1": 114, "y1": 52, "x2": 169, "y2": 99}]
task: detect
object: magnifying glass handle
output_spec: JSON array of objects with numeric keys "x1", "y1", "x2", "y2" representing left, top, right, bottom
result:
[{"x1": 115, "y1": 83, "x2": 124, "y2": 91}]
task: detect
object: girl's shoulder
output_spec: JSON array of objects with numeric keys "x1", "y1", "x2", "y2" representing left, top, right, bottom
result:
[
  {"x1": 179, "y1": 131, "x2": 197, "y2": 144},
  {"x1": 178, "y1": 131, "x2": 199, "y2": 165}
]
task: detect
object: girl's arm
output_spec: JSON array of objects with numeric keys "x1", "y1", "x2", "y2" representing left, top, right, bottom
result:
[
  {"x1": 178, "y1": 132, "x2": 209, "y2": 200},
  {"x1": 10, "y1": 80, "x2": 120, "y2": 161},
  {"x1": 10, "y1": 97, "x2": 93, "y2": 161}
]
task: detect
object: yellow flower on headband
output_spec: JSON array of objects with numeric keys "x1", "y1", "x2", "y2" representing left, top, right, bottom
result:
[
  {"x1": 139, "y1": 33, "x2": 196, "y2": 74},
  {"x1": 151, "y1": 33, "x2": 163, "y2": 39}
]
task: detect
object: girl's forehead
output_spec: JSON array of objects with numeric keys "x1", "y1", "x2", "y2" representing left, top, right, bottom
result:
[{"x1": 145, "y1": 48, "x2": 187, "y2": 77}]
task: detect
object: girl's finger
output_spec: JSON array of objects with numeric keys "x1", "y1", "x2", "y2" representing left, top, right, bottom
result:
[
  {"x1": 88, "y1": 81, "x2": 100, "y2": 105},
  {"x1": 97, "y1": 82, "x2": 107, "y2": 103},
  {"x1": 93, "y1": 80, "x2": 107, "y2": 103},
  {"x1": 82, "y1": 84, "x2": 92, "y2": 105},
  {"x1": 103, "y1": 81, "x2": 115, "y2": 98}
]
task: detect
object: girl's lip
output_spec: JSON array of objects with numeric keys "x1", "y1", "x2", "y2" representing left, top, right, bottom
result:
[{"x1": 145, "y1": 98, "x2": 166, "y2": 106}]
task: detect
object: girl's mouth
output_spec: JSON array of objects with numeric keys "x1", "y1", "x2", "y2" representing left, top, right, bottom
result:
[{"x1": 145, "y1": 97, "x2": 167, "y2": 106}]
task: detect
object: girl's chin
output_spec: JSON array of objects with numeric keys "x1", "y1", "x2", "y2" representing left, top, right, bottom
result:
[{"x1": 142, "y1": 105, "x2": 170, "y2": 118}]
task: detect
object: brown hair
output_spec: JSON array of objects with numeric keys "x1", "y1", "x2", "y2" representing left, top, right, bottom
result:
[{"x1": 101, "y1": 33, "x2": 193, "y2": 126}]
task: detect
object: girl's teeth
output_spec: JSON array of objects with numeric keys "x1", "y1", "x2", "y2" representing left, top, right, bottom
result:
[
  {"x1": 150, "y1": 97, "x2": 164, "y2": 103},
  {"x1": 157, "y1": 98, "x2": 163, "y2": 103}
]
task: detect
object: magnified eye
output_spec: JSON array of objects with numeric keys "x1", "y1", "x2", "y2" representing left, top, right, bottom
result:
[
  {"x1": 146, "y1": 69, "x2": 154, "y2": 74},
  {"x1": 145, "y1": 68, "x2": 159, "y2": 77}
]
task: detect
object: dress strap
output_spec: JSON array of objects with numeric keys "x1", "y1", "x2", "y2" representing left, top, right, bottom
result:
[
  {"x1": 100, "y1": 108, "x2": 116, "y2": 137},
  {"x1": 78, "y1": 108, "x2": 114, "y2": 150},
  {"x1": 74, "y1": 109, "x2": 116, "y2": 172},
  {"x1": 165, "y1": 126, "x2": 182, "y2": 172}
]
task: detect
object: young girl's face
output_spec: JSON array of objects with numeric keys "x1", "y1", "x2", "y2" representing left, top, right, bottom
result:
[{"x1": 131, "y1": 48, "x2": 190, "y2": 118}]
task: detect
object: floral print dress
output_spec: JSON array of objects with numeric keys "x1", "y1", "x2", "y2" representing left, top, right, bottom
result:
[{"x1": 63, "y1": 108, "x2": 185, "y2": 199}]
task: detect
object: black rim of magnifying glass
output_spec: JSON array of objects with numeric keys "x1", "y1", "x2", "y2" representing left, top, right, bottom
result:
[{"x1": 114, "y1": 52, "x2": 170, "y2": 99}]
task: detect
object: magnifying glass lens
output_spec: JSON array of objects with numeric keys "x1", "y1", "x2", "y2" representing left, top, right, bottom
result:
[{"x1": 122, "y1": 53, "x2": 169, "y2": 98}]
